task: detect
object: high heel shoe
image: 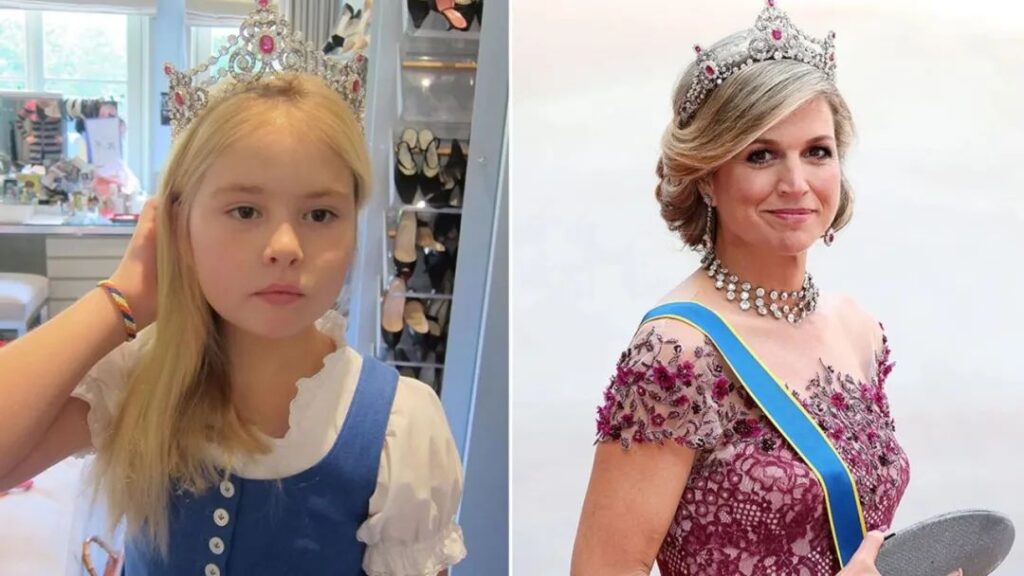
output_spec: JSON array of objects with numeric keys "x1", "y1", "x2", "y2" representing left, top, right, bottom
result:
[
  {"x1": 394, "y1": 140, "x2": 419, "y2": 204},
  {"x1": 454, "y1": 0, "x2": 477, "y2": 30},
  {"x1": 381, "y1": 277, "x2": 406, "y2": 349},
  {"x1": 423, "y1": 318, "x2": 443, "y2": 353},
  {"x1": 433, "y1": 212, "x2": 461, "y2": 244},
  {"x1": 408, "y1": 0, "x2": 430, "y2": 28},
  {"x1": 393, "y1": 211, "x2": 419, "y2": 279},
  {"x1": 429, "y1": 168, "x2": 456, "y2": 208},
  {"x1": 434, "y1": 0, "x2": 469, "y2": 30},
  {"x1": 423, "y1": 250, "x2": 456, "y2": 291},
  {"x1": 401, "y1": 127, "x2": 419, "y2": 151},
  {"x1": 404, "y1": 299, "x2": 430, "y2": 348},
  {"x1": 425, "y1": 299, "x2": 451, "y2": 331},
  {"x1": 416, "y1": 217, "x2": 446, "y2": 252},
  {"x1": 419, "y1": 138, "x2": 443, "y2": 204},
  {"x1": 447, "y1": 139, "x2": 468, "y2": 191}
]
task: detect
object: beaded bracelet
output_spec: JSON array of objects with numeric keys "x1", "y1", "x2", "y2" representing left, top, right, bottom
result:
[{"x1": 96, "y1": 280, "x2": 138, "y2": 342}]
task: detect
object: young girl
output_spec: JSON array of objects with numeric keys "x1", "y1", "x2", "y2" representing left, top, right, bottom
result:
[{"x1": 0, "y1": 7, "x2": 465, "y2": 574}]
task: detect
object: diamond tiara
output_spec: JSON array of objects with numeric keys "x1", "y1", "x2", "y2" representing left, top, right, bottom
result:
[
  {"x1": 677, "y1": 0, "x2": 836, "y2": 127},
  {"x1": 163, "y1": 0, "x2": 367, "y2": 139}
]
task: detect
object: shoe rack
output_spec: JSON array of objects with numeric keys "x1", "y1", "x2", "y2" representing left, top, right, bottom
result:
[{"x1": 351, "y1": 0, "x2": 506, "y2": 454}]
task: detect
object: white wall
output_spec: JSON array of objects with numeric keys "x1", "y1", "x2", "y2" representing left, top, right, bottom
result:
[{"x1": 511, "y1": 0, "x2": 1024, "y2": 573}]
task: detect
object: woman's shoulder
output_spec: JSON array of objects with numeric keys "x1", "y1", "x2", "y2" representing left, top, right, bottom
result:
[{"x1": 635, "y1": 281, "x2": 718, "y2": 355}]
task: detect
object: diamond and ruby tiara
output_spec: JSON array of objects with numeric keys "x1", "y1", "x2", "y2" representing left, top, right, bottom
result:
[
  {"x1": 678, "y1": 0, "x2": 837, "y2": 127},
  {"x1": 163, "y1": 0, "x2": 367, "y2": 139}
]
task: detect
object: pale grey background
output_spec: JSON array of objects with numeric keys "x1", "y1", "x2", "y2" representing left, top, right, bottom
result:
[{"x1": 512, "y1": 0, "x2": 1024, "y2": 573}]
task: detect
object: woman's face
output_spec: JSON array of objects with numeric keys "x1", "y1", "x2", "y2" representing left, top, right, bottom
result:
[
  {"x1": 708, "y1": 96, "x2": 841, "y2": 256},
  {"x1": 188, "y1": 120, "x2": 357, "y2": 339}
]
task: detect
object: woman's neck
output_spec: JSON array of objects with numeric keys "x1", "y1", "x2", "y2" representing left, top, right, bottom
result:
[{"x1": 711, "y1": 236, "x2": 807, "y2": 293}]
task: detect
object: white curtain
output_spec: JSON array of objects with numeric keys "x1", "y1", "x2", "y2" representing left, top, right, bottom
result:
[
  {"x1": 185, "y1": 0, "x2": 277, "y2": 27},
  {"x1": 285, "y1": 0, "x2": 340, "y2": 48},
  {"x1": 0, "y1": 0, "x2": 156, "y2": 14}
]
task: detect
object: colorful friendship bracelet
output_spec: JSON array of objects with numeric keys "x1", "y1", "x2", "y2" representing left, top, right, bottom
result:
[{"x1": 96, "y1": 280, "x2": 138, "y2": 342}]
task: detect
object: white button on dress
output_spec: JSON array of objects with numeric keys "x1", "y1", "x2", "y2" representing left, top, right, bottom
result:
[
  {"x1": 209, "y1": 536, "x2": 225, "y2": 555},
  {"x1": 219, "y1": 480, "x2": 235, "y2": 498},
  {"x1": 214, "y1": 508, "x2": 230, "y2": 527},
  {"x1": 205, "y1": 563, "x2": 220, "y2": 576}
]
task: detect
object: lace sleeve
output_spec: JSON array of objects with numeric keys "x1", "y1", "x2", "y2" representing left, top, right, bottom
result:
[{"x1": 596, "y1": 319, "x2": 734, "y2": 451}]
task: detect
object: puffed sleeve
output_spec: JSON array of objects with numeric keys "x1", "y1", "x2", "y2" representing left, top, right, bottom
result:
[
  {"x1": 596, "y1": 317, "x2": 733, "y2": 451},
  {"x1": 69, "y1": 326, "x2": 149, "y2": 456},
  {"x1": 357, "y1": 377, "x2": 466, "y2": 576}
]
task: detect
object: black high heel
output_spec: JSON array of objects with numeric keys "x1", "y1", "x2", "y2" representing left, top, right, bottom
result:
[
  {"x1": 453, "y1": 0, "x2": 477, "y2": 30},
  {"x1": 408, "y1": 0, "x2": 430, "y2": 28},
  {"x1": 419, "y1": 138, "x2": 443, "y2": 204},
  {"x1": 425, "y1": 251, "x2": 455, "y2": 293},
  {"x1": 433, "y1": 212, "x2": 461, "y2": 245},
  {"x1": 447, "y1": 139, "x2": 468, "y2": 192},
  {"x1": 393, "y1": 211, "x2": 418, "y2": 279},
  {"x1": 394, "y1": 140, "x2": 419, "y2": 204},
  {"x1": 423, "y1": 318, "x2": 443, "y2": 353},
  {"x1": 381, "y1": 278, "x2": 406, "y2": 349},
  {"x1": 430, "y1": 167, "x2": 455, "y2": 208},
  {"x1": 404, "y1": 299, "x2": 430, "y2": 348}
]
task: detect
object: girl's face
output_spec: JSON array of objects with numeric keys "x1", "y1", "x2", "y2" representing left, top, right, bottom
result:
[
  {"x1": 708, "y1": 96, "x2": 841, "y2": 256},
  {"x1": 189, "y1": 121, "x2": 357, "y2": 339}
]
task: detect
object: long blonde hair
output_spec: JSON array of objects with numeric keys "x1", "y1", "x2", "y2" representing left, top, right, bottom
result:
[
  {"x1": 88, "y1": 73, "x2": 371, "y2": 555},
  {"x1": 656, "y1": 59, "x2": 855, "y2": 249}
]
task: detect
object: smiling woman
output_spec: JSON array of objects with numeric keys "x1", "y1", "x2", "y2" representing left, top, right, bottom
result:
[{"x1": 571, "y1": 2, "x2": 915, "y2": 575}]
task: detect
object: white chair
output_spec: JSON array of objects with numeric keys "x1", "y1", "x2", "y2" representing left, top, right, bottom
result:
[{"x1": 0, "y1": 273, "x2": 49, "y2": 338}]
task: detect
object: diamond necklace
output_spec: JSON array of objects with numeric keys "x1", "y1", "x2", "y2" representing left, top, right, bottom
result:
[{"x1": 701, "y1": 252, "x2": 819, "y2": 325}]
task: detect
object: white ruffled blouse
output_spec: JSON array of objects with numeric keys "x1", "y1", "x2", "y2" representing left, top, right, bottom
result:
[{"x1": 70, "y1": 309, "x2": 466, "y2": 576}]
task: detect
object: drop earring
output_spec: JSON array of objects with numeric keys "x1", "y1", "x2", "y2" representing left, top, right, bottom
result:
[
  {"x1": 823, "y1": 227, "x2": 836, "y2": 247},
  {"x1": 701, "y1": 194, "x2": 715, "y2": 254}
]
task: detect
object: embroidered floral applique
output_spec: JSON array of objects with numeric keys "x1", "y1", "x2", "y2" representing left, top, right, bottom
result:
[{"x1": 595, "y1": 325, "x2": 911, "y2": 576}]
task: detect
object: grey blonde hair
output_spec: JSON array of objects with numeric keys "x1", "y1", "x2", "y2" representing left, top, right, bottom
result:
[{"x1": 655, "y1": 59, "x2": 855, "y2": 249}]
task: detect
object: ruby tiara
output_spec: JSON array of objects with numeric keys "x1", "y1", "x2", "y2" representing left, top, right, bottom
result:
[
  {"x1": 678, "y1": 0, "x2": 836, "y2": 127},
  {"x1": 163, "y1": 0, "x2": 367, "y2": 139}
]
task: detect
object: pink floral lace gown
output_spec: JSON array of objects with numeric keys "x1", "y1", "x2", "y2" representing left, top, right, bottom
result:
[{"x1": 595, "y1": 323, "x2": 911, "y2": 576}]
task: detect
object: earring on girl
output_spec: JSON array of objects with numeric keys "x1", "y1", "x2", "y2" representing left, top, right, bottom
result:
[
  {"x1": 701, "y1": 194, "x2": 715, "y2": 254},
  {"x1": 823, "y1": 227, "x2": 836, "y2": 247}
]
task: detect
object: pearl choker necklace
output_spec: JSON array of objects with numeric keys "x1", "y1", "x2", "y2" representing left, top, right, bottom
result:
[{"x1": 702, "y1": 254, "x2": 819, "y2": 324}]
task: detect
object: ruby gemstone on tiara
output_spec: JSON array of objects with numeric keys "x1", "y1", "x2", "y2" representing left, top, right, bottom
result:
[{"x1": 259, "y1": 35, "x2": 275, "y2": 54}]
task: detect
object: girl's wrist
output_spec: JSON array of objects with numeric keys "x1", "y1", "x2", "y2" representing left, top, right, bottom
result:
[{"x1": 95, "y1": 280, "x2": 139, "y2": 342}]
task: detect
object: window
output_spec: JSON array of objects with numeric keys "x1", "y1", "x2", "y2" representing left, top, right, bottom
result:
[
  {"x1": 0, "y1": 8, "x2": 146, "y2": 188},
  {"x1": 0, "y1": 10, "x2": 27, "y2": 90},
  {"x1": 190, "y1": 25, "x2": 239, "y2": 79},
  {"x1": 42, "y1": 11, "x2": 128, "y2": 105}
]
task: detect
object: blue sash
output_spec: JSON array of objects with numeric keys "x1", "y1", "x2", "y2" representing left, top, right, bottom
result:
[{"x1": 641, "y1": 301, "x2": 866, "y2": 568}]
